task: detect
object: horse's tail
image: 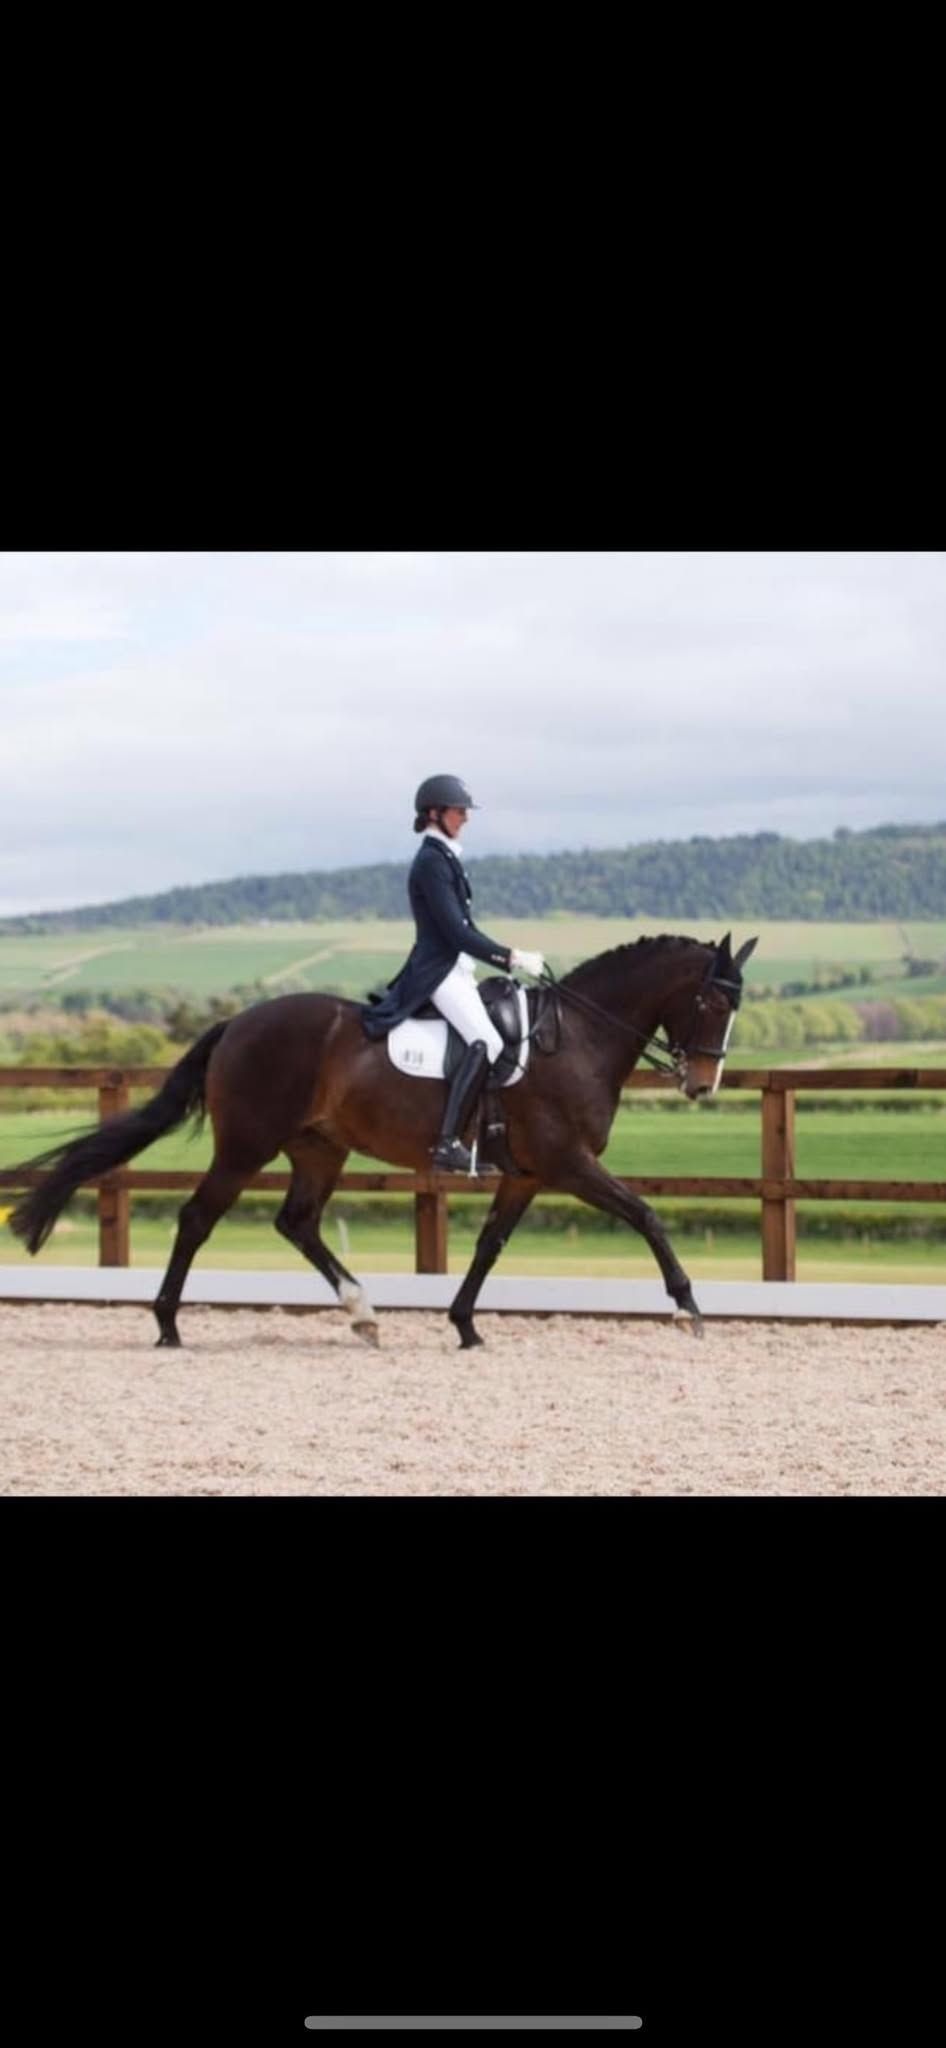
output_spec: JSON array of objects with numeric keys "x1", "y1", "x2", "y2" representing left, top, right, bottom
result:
[{"x1": 6, "y1": 1020, "x2": 230, "y2": 1255}]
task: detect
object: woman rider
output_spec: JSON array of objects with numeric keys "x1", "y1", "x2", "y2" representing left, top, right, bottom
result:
[{"x1": 361, "y1": 774, "x2": 546, "y2": 1171}]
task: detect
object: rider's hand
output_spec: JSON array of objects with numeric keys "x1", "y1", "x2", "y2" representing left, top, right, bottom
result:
[{"x1": 510, "y1": 948, "x2": 546, "y2": 977}]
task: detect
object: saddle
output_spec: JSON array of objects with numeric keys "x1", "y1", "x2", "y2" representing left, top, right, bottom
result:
[
  {"x1": 386, "y1": 976, "x2": 561, "y2": 1175},
  {"x1": 387, "y1": 975, "x2": 531, "y2": 1088}
]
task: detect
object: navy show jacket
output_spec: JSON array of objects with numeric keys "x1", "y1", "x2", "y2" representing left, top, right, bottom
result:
[{"x1": 361, "y1": 836, "x2": 511, "y2": 1038}]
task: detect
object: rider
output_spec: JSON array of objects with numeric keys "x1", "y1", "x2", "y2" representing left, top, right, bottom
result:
[{"x1": 361, "y1": 774, "x2": 546, "y2": 1171}]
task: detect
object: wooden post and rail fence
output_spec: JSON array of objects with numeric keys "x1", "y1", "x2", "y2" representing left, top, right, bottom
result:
[{"x1": 1, "y1": 1065, "x2": 944, "y2": 1282}]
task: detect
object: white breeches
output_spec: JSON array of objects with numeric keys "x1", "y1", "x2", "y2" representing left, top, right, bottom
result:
[{"x1": 430, "y1": 958, "x2": 504, "y2": 1064}]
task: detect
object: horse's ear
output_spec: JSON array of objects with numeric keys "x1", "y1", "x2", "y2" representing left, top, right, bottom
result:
[
  {"x1": 717, "y1": 931, "x2": 733, "y2": 966},
  {"x1": 733, "y1": 936, "x2": 758, "y2": 970}
]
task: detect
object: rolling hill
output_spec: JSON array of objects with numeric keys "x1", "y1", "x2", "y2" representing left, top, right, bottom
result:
[{"x1": 2, "y1": 821, "x2": 946, "y2": 932}]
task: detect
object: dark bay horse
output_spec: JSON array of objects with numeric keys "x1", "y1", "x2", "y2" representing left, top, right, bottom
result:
[{"x1": 7, "y1": 931, "x2": 757, "y2": 1349}]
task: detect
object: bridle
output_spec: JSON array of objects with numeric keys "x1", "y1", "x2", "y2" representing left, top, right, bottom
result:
[
  {"x1": 540, "y1": 956, "x2": 745, "y2": 1080},
  {"x1": 683, "y1": 963, "x2": 745, "y2": 1061}
]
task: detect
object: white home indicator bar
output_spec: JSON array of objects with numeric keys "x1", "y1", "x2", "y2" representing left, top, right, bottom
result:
[{"x1": 304, "y1": 2023, "x2": 644, "y2": 2033}]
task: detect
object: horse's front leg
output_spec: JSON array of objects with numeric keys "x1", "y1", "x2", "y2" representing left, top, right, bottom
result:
[
  {"x1": 552, "y1": 1153, "x2": 704, "y2": 1336},
  {"x1": 448, "y1": 1175, "x2": 540, "y2": 1350}
]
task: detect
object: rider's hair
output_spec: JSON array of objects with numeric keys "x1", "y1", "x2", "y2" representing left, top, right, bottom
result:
[{"x1": 413, "y1": 810, "x2": 430, "y2": 834}]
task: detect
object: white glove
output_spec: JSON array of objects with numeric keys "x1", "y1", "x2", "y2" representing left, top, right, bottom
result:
[{"x1": 509, "y1": 948, "x2": 546, "y2": 977}]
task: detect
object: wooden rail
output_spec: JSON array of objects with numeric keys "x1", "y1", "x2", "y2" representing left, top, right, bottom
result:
[{"x1": 1, "y1": 1065, "x2": 944, "y2": 1281}]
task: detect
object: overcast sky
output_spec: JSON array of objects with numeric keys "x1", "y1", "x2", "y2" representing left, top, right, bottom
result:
[{"x1": 1, "y1": 550, "x2": 943, "y2": 915}]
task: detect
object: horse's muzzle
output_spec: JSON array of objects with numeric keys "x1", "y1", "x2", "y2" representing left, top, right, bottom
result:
[{"x1": 678, "y1": 1054, "x2": 724, "y2": 1100}]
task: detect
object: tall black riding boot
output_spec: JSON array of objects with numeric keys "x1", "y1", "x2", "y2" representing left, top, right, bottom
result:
[{"x1": 431, "y1": 1039, "x2": 490, "y2": 1173}]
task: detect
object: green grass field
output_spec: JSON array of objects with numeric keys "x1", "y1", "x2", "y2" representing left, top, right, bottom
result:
[
  {"x1": 2, "y1": 915, "x2": 946, "y2": 1004},
  {"x1": 1, "y1": 1094, "x2": 943, "y2": 1283},
  {"x1": 1, "y1": 1095, "x2": 944, "y2": 1185},
  {"x1": 0, "y1": 1207, "x2": 941, "y2": 1285}
]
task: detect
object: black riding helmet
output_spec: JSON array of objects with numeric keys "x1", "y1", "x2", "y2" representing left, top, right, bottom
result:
[{"x1": 414, "y1": 774, "x2": 478, "y2": 813}]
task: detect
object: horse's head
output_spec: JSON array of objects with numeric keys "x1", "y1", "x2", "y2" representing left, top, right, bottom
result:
[{"x1": 662, "y1": 933, "x2": 758, "y2": 1099}]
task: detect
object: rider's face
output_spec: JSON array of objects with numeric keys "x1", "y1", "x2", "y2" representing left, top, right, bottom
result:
[{"x1": 439, "y1": 805, "x2": 468, "y2": 837}]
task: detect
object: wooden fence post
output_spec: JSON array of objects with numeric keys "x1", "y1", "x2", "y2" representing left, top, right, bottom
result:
[
  {"x1": 415, "y1": 1189, "x2": 448, "y2": 1273},
  {"x1": 98, "y1": 1074, "x2": 130, "y2": 1266},
  {"x1": 761, "y1": 1083, "x2": 796, "y2": 1281}
]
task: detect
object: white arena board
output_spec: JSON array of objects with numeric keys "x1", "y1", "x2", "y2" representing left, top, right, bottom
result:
[{"x1": 0, "y1": 1267, "x2": 944, "y2": 1322}]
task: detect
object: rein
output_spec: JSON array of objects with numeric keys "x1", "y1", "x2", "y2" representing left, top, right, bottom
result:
[
  {"x1": 539, "y1": 961, "x2": 744, "y2": 1075},
  {"x1": 539, "y1": 966, "x2": 678, "y2": 1073}
]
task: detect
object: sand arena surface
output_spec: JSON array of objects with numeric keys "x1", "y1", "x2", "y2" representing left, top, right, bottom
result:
[{"x1": 0, "y1": 1302, "x2": 944, "y2": 1496}]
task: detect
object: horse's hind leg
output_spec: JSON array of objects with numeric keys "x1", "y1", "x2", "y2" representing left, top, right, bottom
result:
[
  {"x1": 552, "y1": 1153, "x2": 704, "y2": 1335},
  {"x1": 448, "y1": 1175, "x2": 540, "y2": 1351},
  {"x1": 153, "y1": 1159, "x2": 260, "y2": 1347},
  {"x1": 277, "y1": 1135, "x2": 379, "y2": 1346}
]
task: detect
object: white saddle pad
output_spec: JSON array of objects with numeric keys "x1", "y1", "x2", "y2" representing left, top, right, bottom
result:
[{"x1": 386, "y1": 988, "x2": 530, "y2": 1087}]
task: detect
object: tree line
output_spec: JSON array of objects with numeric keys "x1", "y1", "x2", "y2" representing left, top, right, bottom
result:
[{"x1": 3, "y1": 821, "x2": 946, "y2": 930}]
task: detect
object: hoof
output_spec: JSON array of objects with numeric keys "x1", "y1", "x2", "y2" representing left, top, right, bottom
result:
[
  {"x1": 154, "y1": 1332, "x2": 181, "y2": 1348},
  {"x1": 340, "y1": 1284, "x2": 378, "y2": 1343},
  {"x1": 671, "y1": 1282, "x2": 704, "y2": 1339},
  {"x1": 673, "y1": 1309, "x2": 704, "y2": 1341},
  {"x1": 455, "y1": 1323, "x2": 484, "y2": 1351}
]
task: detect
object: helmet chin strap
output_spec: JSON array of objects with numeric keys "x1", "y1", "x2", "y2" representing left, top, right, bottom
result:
[{"x1": 432, "y1": 808, "x2": 458, "y2": 839}]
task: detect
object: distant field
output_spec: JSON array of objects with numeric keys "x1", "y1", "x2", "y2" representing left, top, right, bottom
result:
[{"x1": 2, "y1": 916, "x2": 946, "y2": 1005}]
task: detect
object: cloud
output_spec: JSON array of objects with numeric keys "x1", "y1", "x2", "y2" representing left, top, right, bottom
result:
[{"x1": 0, "y1": 551, "x2": 943, "y2": 913}]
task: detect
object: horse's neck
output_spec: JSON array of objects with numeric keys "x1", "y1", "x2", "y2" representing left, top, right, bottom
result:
[{"x1": 567, "y1": 948, "x2": 697, "y2": 1078}]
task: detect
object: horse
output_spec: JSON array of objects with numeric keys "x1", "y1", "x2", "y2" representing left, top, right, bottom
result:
[{"x1": 6, "y1": 930, "x2": 757, "y2": 1349}]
